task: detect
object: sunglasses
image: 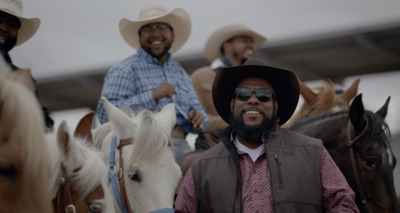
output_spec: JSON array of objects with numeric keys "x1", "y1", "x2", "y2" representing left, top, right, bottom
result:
[{"x1": 235, "y1": 87, "x2": 274, "y2": 102}]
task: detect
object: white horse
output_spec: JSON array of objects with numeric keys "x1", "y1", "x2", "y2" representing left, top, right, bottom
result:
[
  {"x1": 92, "y1": 97, "x2": 181, "y2": 213},
  {"x1": 0, "y1": 58, "x2": 53, "y2": 213},
  {"x1": 46, "y1": 121, "x2": 115, "y2": 213}
]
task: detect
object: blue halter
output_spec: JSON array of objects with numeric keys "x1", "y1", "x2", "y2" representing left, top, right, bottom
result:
[{"x1": 108, "y1": 134, "x2": 128, "y2": 213}]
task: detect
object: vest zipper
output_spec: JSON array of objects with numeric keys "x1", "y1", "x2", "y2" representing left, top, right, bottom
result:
[{"x1": 274, "y1": 154, "x2": 283, "y2": 188}]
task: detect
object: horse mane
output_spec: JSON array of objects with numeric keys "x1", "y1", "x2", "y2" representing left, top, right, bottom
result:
[
  {"x1": 0, "y1": 60, "x2": 48, "y2": 184},
  {"x1": 0, "y1": 58, "x2": 52, "y2": 212},
  {"x1": 92, "y1": 122, "x2": 113, "y2": 148},
  {"x1": 290, "y1": 109, "x2": 391, "y2": 148},
  {"x1": 128, "y1": 109, "x2": 173, "y2": 170},
  {"x1": 289, "y1": 110, "x2": 348, "y2": 130}
]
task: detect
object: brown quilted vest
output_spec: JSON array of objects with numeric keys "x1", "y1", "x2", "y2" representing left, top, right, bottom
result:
[{"x1": 191, "y1": 125, "x2": 324, "y2": 213}]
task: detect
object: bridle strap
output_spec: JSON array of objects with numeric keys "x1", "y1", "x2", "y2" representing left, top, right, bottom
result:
[
  {"x1": 347, "y1": 117, "x2": 369, "y2": 212},
  {"x1": 109, "y1": 135, "x2": 133, "y2": 213},
  {"x1": 118, "y1": 138, "x2": 134, "y2": 213},
  {"x1": 301, "y1": 102, "x2": 320, "y2": 119},
  {"x1": 53, "y1": 164, "x2": 76, "y2": 213}
]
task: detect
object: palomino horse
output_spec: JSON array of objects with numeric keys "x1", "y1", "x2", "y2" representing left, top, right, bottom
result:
[
  {"x1": 290, "y1": 94, "x2": 399, "y2": 213},
  {"x1": 92, "y1": 97, "x2": 181, "y2": 213},
  {"x1": 284, "y1": 78, "x2": 360, "y2": 127},
  {"x1": 0, "y1": 60, "x2": 53, "y2": 213},
  {"x1": 46, "y1": 121, "x2": 115, "y2": 213}
]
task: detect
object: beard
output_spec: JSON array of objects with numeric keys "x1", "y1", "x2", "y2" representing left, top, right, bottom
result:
[
  {"x1": 0, "y1": 36, "x2": 17, "y2": 56},
  {"x1": 143, "y1": 43, "x2": 171, "y2": 61},
  {"x1": 229, "y1": 112, "x2": 278, "y2": 142}
]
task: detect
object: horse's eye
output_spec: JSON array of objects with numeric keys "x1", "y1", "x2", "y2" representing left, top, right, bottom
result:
[
  {"x1": 364, "y1": 157, "x2": 379, "y2": 169},
  {"x1": 88, "y1": 202, "x2": 101, "y2": 213},
  {"x1": 0, "y1": 165, "x2": 18, "y2": 181},
  {"x1": 128, "y1": 172, "x2": 141, "y2": 182}
]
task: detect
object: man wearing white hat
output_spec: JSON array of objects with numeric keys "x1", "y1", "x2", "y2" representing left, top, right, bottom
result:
[
  {"x1": 0, "y1": 0, "x2": 54, "y2": 132},
  {"x1": 97, "y1": 3, "x2": 208, "y2": 161},
  {"x1": 191, "y1": 24, "x2": 266, "y2": 145}
]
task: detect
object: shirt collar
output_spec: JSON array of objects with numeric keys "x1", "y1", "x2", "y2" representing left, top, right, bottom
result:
[{"x1": 230, "y1": 131, "x2": 266, "y2": 156}]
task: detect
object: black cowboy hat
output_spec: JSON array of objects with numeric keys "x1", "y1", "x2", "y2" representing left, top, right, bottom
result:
[{"x1": 212, "y1": 58, "x2": 299, "y2": 125}]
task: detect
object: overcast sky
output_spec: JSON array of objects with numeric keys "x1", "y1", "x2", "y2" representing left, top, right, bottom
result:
[{"x1": 10, "y1": 0, "x2": 400, "y2": 79}]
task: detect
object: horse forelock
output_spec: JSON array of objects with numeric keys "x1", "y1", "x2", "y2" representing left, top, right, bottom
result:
[
  {"x1": 72, "y1": 140, "x2": 109, "y2": 199},
  {"x1": 128, "y1": 110, "x2": 171, "y2": 170},
  {"x1": 358, "y1": 111, "x2": 394, "y2": 166}
]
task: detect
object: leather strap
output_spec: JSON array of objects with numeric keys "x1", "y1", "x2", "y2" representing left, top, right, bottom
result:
[
  {"x1": 109, "y1": 135, "x2": 133, "y2": 213},
  {"x1": 347, "y1": 117, "x2": 369, "y2": 212},
  {"x1": 53, "y1": 164, "x2": 76, "y2": 213}
]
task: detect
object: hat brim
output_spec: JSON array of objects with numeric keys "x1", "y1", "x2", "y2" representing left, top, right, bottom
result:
[
  {"x1": 16, "y1": 17, "x2": 40, "y2": 46},
  {"x1": 119, "y1": 8, "x2": 191, "y2": 53},
  {"x1": 205, "y1": 25, "x2": 266, "y2": 62},
  {"x1": 212, "y1": 65, "x2": 299, "y2": 125}
]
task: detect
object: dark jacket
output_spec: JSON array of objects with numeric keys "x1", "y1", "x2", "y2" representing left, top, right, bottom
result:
[{"x1": 191, "y1": 123, "x2": 324, "y2": 213}]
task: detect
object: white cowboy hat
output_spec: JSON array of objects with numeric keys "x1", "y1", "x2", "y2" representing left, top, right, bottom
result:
[
  {"x1": 204, "y1": 23, "x2": 267, "y2": 62},
  {"x1": 119, "y1": 3, "x2": 191, "y2": 53},
  {"x1": 0, "y1": 0, "x2": 40, "y2": 46}
]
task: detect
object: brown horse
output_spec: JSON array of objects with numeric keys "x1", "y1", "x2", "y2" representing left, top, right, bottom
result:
[
  {"x1": 0, "y1": 60, "x2": 53, "y2": 213},
  {"x1": 290, "y1": 94, "x2": 399, "y2": 213},
  {"x1": 284, "y1": 78, "x2": 360, "y2": 127}
]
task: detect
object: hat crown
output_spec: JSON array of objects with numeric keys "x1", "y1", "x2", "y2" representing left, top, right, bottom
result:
[
  {"x1": 0, "y1": 0, "x2": 23, "y2": 17},
  {"x1": 139, "y1": 3, "x2": 168, "y2": 20}
]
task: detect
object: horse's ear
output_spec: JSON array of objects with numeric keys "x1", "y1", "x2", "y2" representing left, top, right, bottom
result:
[
  {"x1": 341, "y1": 78, "x2": 360, "y2": 103},
  {"x1": 101, "y1": 97, "x2": 135, "y2": 137},
  {"x1": 375, "y1": 96, "x2": 390, "y2": 119},
  {"x1": 156, "y1": 103, "x2": 176, "y2": 134},
  {"x1": 74, "y1": 111, "x2": 94, "y2": 143},
  {"x1": 57, "y1": 121, "x2": 72, "y2": 156},
  {"x1": 298, "y1": 76, "x2": 317, "y2": 102},
  {"x1": 349, "y1": 94, "x2": 366, "y2": 133}
]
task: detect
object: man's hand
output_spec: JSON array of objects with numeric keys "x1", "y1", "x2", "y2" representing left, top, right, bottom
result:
[
  {"x1": 153, "y1": 82, "x2": 176, "y2": 100},
  {"x1": 187, "y1": 110, "x2": 205, "y2": 131}
]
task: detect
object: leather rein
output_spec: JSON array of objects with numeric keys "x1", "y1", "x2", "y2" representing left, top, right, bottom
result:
[
  {"x1": 347, "y1": 116, "x2": 369, "y2": 212},
  {"x1": 53, "y1": 164, "x2": 79, "y2": 213},
  {"x1": 109, "y1": 135, "x2": 134, "y2": 213}
]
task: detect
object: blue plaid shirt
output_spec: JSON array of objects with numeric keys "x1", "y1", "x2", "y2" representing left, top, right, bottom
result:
[{"x1": 97, "y1": 48, "x2": 208, "y2": 134}]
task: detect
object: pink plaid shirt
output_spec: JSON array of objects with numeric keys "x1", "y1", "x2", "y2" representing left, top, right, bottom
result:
[{"x1": 175, "y1": 138, "x2": 359, "y2": 213}]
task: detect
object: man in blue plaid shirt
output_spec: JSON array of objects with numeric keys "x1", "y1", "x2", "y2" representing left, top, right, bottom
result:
[{"x1": 97, "y1": 3, "x2": 208, "y2": 161}]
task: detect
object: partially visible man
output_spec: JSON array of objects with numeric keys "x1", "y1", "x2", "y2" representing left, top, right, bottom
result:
[
  {"x1": 0, "y1": 0, "x2": 54, "y2": 132},
  {"x1": 97, "y1": 3, "x2": 207, "y2": 161},
  {"x1": 191, "y1": 24, "x2": 266, "y2": 148},
  {"x1": 175, "y1": 59, "x2": 359, "y2": 212}
]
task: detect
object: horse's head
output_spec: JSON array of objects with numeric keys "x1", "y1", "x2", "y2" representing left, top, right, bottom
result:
[
  {"x1": 348, "y1": 94, "x2": 399, "y2": 213},
  {"x1": 101, "y1": 97, "x2": 181, "y2": 212},
  {"x1": 48, "y1": 121, "x2": 114, "y2": 213},
  {"x1": 290, "y1": 93, "x2": 399, "y2": 213},
  {"x1": 0, "y1": 59, "x2": 53, "y2": 213},
  {"x1": 284, "y1": 78, "x2": 359, "y2": 127}
]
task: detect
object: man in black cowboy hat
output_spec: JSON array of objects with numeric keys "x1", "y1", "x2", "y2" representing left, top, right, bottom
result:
[
  {"x1": 175, "y1": 59, "x2": 359, "y2": 212},
  {"x1": 0, "y1": 0, "x2": 54, "y2": 132}
]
